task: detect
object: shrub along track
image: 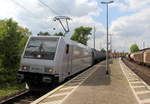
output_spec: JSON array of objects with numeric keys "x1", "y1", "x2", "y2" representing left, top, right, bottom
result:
[{"x1": 122, "y1": 58, "x2": 150, "y2": 85}]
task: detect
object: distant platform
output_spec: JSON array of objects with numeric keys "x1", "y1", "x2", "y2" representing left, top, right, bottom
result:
[{"x1": 31, "y1": 58, "x2": 150, "y2": 104}]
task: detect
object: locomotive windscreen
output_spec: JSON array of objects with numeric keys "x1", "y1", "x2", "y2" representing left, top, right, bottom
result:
[{"x1": 24, "y1": 37, "x2": 59, "y2": 60}]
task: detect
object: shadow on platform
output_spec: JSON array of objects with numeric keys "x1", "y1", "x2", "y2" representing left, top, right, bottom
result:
[{"x1": 81, "y1": 64, "x2": 111, "y2": 86}]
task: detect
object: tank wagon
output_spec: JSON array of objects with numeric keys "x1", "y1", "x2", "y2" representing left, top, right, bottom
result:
[
  {"x1": 17, "y1": 36, "x2": 106, "y2": 90},
  {"x1": 91, "y1": 48, "x2": 106, "y2": 64},
  {"x1": 128, "y1": 48, "x2": 150, "y2": 66}
]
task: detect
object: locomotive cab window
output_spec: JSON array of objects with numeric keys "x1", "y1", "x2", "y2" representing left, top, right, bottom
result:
[
  {"x1": 24, "y1": 37, "x2": 59, "y2": 60},
  {"x1": 66, "y1": 44, "x2": 69, "y2": 54}
]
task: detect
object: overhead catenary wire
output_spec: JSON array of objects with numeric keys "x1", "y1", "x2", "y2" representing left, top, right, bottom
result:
[
  {"x1": 11, "y1": 0, "x2": 36, "y2": 16},
  {"x1": 38, "y1": 0, "x2": 60, "y2": 15},
  {"x1": 54, "y1": 0, "x2": 71, "y2": 15},
  {"x1": 12, "y1": 0, "x2": 60, "y2": 17},
  {"x1": 10, "y1": 0, "x2": 55, "y2": 32},
  {"x1": 38, "y1": 0, "x2": 64, "y2": 33},
  {"x1": 11, "y1": 0, "x2": 70, "y2": 34}
]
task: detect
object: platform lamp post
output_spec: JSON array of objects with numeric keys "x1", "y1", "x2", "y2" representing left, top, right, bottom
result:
[
  {"x1": 101, "y1": 1, "x2": 114, "y2": 75},
  {"x1": 93, "y1": 26, "x2": 96, "y2": 49},
  {"x1": 109, "y1": 33, "x2": 113, "y2": 60}
]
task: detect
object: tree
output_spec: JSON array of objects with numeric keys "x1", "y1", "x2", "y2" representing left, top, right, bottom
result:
[
  {"x1": 53, "y1": 32, "x2": 64, "y2": 36},
  {"x1": 101, "y1": 48, "x2": 106, "y2": 52},
  {"x1": 0, "y1": 19, "x2": 30, "y2": 70},
  {"x1": 71, "y1": 26, "x2": 92, "y2": 45},
  {"x1": 37, "y1": 31, "x2": 64, "y2": 36},
  {"x1": 130, "y1": 44, "x2": 139, "y2": 53},
  {"x1": 18, "y1": 27, "x2": 32, "y2": 36},
  {"x1": 37, "y1": 31, "x2": 50, "y2": 36}
]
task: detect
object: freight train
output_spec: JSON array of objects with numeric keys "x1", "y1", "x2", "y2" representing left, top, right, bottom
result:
[
  {"x1": 127, "y1": 48, "x2": 150, "y2": 66},
  {"x1": 16, "y1": 36, "x2": 106, "y2": 90}
]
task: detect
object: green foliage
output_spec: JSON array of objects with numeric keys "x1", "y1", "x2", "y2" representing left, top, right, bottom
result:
[
  {"x1": 0, "y1": 83, "x2": 25, "y2": 98},
  {"x1": 53, "y1": 32, "x2": 64, "y2": 36},
  {"x1": 0, "y1": 19, "x2": 29, "y2": 69},
  {"x1": 0, "y1": 18, "x2": 30, "y2": 85},
  {"x1": 71, "y1": 26, "x2": 92, "y2": 45},
  {"x1": 101, "y1": 48, "x2": 106, "y2": 52},
  {"x1": 37, "y1": 31, "x2": 50, "y2": 36},
  {"x1": 130, "y1": 44, "x2": 139, "y2": 53},
  {"x1": 37, "y1": 31, "x2": 64, "y2": 36}
]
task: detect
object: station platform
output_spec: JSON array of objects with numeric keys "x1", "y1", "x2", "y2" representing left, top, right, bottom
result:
[{"x1": 32, "y1": 58, "x2": 150, "y2": 104}]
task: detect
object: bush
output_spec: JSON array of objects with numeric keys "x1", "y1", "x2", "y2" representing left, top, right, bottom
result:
[{"x1": 0, "y1": 18, "x2": 30, "y2": 87}]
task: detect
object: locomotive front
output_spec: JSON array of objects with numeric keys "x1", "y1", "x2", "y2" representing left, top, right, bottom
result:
[{"x1": 17, "y1": 36, "x2": 60, "y2": 89}]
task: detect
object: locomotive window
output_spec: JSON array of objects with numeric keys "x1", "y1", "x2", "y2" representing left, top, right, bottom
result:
[
  {"x1": 24, "y1": 37, "x2": 59, "y2": 60},
  {"x1": 66, "y1": 44, "x2": 69, "y2": 54}
]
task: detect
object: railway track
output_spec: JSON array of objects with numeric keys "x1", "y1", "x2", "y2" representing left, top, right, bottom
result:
[
  {"x1": 122, "y1": 57, "x2": 150, "y2": 85},
  {"x1": 0, "y1": 89, "x2": 47, "y2": 104}
]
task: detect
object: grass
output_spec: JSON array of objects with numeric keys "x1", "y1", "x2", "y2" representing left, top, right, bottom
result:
[
  {"x1": 0, "y1": 60, "x2": 25, "y2": 98},
  {"x1": 0, "y1": 83, "x2": 25, "y2": 98},
  {"x1": 0, "y1": 66, "x2": 25, "y2": 98}
]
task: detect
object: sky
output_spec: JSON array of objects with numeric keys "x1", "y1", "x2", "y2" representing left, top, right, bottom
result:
[{"x1": 0, "y1": 0, "x2": 150, "y2": 52}]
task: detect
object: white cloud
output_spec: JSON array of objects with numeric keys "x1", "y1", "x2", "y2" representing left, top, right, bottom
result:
[
  {"x1": 0, "y1": 0, "x2": 18, "y2": 19},
  {"x1": 114, "y1": 0, "x2": 150, "y2": 11},
  {"x1": 110, "y1": 7, "x2": 150, "y2": 51}
]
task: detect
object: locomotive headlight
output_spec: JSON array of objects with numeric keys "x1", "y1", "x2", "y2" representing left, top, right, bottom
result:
[
  {"x1": 37, "y1": 54, "x2": 41, "y2": 58},
  {"x1": 45, "y1": 68, "x2": 53, "y2": 73},
  {"x1": 22, "y1": 66, "x2": 30, "y2": 70}
]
